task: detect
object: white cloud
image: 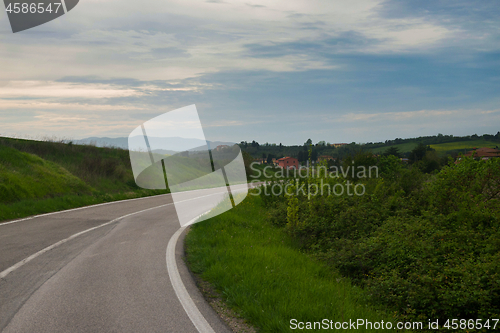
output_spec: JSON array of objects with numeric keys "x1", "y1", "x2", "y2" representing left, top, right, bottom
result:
[
  {"x1": 0, "y1": 0, "x2": 458, "y2": 82},
  {"x1": 0, "y1": 0, "x2": 497, "y2": 141},
  {"x1": 0, "y1": 81, "x2": 141, "y2": 99}
]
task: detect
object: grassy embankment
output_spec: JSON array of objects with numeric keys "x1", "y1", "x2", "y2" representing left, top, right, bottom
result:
[
  {"x1": 185, "y1": 194, "x2": 399, "y2": 332},
  {"x1": 186, "y1": 156, "x2": 500, "y2": 332},
  {"x1": 0, "y1": 137, "x2": 167, "y2": 222}
]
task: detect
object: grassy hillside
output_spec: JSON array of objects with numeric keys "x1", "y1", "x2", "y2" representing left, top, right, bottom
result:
[
  {"x1": 0, "y1": 145, "x2": 92, "y2": 204},
  {"x1": 0, "y1": 137, "x2": 167, "y2": 222},
  {"x1": 369, "y1": 139, "x2": 499, "y2": 154},
  {"x1": 430, "y1": 139, "x2": 499, "y2": 152},
  {"x1": 0, "y1": 136, "x2": 137, "y2": 192},
  {"x1": 369, "y1": 142, "x2": 419, "y2": 154}
]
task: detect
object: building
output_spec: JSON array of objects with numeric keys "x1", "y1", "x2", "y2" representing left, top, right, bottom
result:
[
  {"x1": 330, "y1": 143, "x2": 348, "y2": 148},
  {"x1": 317, "y1": 155, "x2": 334, "y2": 162},
  {"x1": 215, "y1": 145, "x2": 229, "y2": 151},
  {"x1": 463, "y1": 147, "x2": 500, "y2": 159},
  {"x1": 276, "y1": 157, "x2": 299, "y2": 169},
  {"x1": 455, "y1": 147, "x2": 500, "y2": 164}
]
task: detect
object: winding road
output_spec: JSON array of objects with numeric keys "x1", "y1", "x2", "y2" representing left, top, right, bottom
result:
[{"x1": 0, "y1": 185, "x2": 252, "y2": 333}]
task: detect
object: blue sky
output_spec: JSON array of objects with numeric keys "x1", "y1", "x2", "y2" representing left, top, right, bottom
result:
[{"x1": 0, "y1": 0, "x2": 499, "y2": 145}]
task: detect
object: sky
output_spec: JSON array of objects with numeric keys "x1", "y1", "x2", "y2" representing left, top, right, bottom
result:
[{"x1": 0, "y1": 0, "x2": 499, "y2": 145}]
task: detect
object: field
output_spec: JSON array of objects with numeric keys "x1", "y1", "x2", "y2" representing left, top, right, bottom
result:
[
  {"x1": 430, "y1": 139, "x2": 499, "y2": 152},
  {"x1": 368, "y1": 139, "x2": 499, "y2": 154},
  {"x1": 368, "y1": 142, "x2": 419, "y2": 154}
]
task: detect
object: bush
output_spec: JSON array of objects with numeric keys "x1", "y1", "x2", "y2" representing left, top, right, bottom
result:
[{"x1": 260, "y1": 156, "x2": 500, "y2": 325}]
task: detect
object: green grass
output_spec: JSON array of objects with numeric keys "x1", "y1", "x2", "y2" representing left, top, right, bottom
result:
[
  {"x1": 185, "y1": 194, "x2": 397, "y2": 332},
  {"x1": 369, "y1": 142, "x2": 419, "y2": 154},
  {"x1": 0, "y1": 145, "x2": 93, "y2": 203},
  {"x1": 0, "y1": 136, "x2": 136, "y2": 193},
  {"x1": 369, "y1": 140, "x2": 499, "y2": 154},
  {"x1": 0, "y1": 136, "x2": 169, "y2": 222},
  {"x1": 430, "y1": 139, "x2": 499, "y2": 152}
]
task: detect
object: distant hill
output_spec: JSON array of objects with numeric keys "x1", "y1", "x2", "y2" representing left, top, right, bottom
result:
[
  {"x1": 368, "y1": 139, "x2": 499, "y2": 154},
  {"x1": 73, "y1": 136, "x2": 236, "y2": 153},
  {"x1": 364, "y1": 133, "x2": 500, "y2": 155}
]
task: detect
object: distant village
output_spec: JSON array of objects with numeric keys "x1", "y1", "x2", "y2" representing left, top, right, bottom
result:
[
  {"x1": 250, "y1": 146, "x2": 500, "y2": 170},
  {"x1": 237, "y1": 141, "x2": 500, "y2": 171}
]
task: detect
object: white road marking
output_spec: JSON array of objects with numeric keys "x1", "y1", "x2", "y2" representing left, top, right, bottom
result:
[
  {"x1": 0, "y1": 182, "x2": 257, "y2": 227},
  {"x1": 1, "y1": 183, "x2": 260, "y2": 332},
  {"x1": 166, "y1": 222, "x2": 216, "y2": 333},
  {"x1": 0, "y1": 194, "x2": 171, "y2": 227},
  {"x1": 0, "y1": 204, "x2": 170, "y2": 279},
  {"x1": 0, "y1": 188, "x2": 232, "y2": 279}
]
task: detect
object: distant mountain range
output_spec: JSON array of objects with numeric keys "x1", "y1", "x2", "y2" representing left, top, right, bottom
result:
[{"x1": 73, "y1": 137, "x2": 236, "y2": 153}]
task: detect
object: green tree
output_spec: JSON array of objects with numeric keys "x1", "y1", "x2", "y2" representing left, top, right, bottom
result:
[
  {"x1": 409, "y1": 143, "x2": 434, "y2": 163},
  {"x1": 383, "y1": 146, "x2": 401, "y2": 158},
  {"x1": 242, "y1": 150, "x2": 254, "y2": 179}
]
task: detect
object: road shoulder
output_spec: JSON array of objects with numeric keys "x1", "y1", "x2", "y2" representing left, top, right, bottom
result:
[{"x1": 178, "y1": 227, "x2": 257, "y2": 333}]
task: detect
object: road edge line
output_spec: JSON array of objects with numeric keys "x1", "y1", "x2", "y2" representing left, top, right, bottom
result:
[
  {"x1": 0, "y1": 203, "x2": 170, "y2": 279},
  {"x1": 166, "y1": 225, "x2": 216, "y2": 333},
  {"x1": 0, "y1": 194, "x2": 171, "y2": 227}
]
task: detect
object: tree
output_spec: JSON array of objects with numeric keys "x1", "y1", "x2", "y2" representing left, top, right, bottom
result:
[
  {"x1": 419, "y1": 150, "x2": 440, "y2": 173},
  {"x1": 304, "y1": 138, "x2": 312, "y2": 146},
  {"x1": 298, "y1": 150, "x2": 307, "y2": 162},
  {"x1": 241, "y1": 150, "x2": 254, "y2": 179},
  {"x1": 409, "y1": 143, "x2": 434, "y2": 163},
  {"x1": 383, "y1": 146, "x2": 401, "y2": 158},
  {"x1": 311, "y1": 149, "x2": 318, "y2": 161}
]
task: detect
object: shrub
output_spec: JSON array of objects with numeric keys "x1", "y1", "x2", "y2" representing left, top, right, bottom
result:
[{"x1": 259, "y1": 156, "x2": 500, "y2": 325}]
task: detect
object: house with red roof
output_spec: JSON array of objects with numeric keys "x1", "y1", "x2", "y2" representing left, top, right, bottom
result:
[
  {"x1": 276, "y1": 157, "x2": 299, "y2": 169},
  {"x1": 463, "y1": 147, "x2": 500, "y2": 159},
  {"x1": 455, "y1": 147, "x2": 500, "y2": 164}
]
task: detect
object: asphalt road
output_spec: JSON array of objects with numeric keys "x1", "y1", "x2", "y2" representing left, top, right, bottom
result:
[{"x1": 0, "y1": 191, "x2": 239, "y2": 333}]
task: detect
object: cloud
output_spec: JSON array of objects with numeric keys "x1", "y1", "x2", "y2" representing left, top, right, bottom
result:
[
  {"x1": 0, "y1": 81, "x2": 142, "y2": 99},
  {"x1": 245, "y1": 3, "x2": 265, "y2": 8},
  {"x1": 0, "y1": 0, "x2": 499, "y2": 144}
]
